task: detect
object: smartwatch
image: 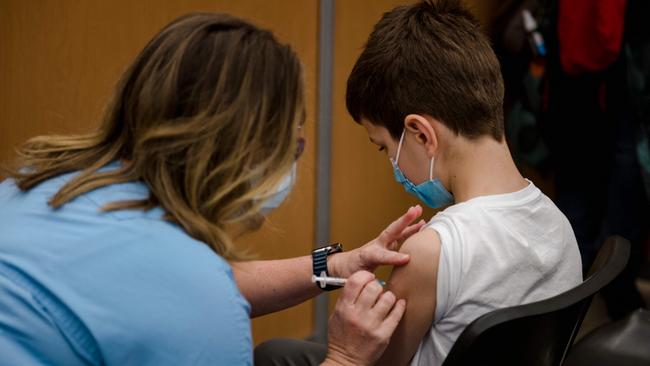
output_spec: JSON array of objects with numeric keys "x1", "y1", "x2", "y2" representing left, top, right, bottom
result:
[{"x1": 311, "y1": 243, "x2": 343, "y2": 291}]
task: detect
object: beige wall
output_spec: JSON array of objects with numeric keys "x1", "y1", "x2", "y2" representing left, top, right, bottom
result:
[{"x1": 0, "y1": 0, "x2": 318, "y2": 345}]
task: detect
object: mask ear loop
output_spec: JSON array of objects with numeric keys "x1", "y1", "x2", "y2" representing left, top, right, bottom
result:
[
  {"x1": 429, "y1": 157, "x2": 434, "y2": 182},
  {"x1": 395, "y1": 130, "x2": 406, "y2": 163}
]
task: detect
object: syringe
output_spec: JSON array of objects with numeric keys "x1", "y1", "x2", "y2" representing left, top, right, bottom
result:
[{"x1": 311, "y1": 273, "x2": 386, "y2": 289}]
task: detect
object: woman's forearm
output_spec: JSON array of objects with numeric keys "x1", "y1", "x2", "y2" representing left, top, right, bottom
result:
[{"x1": 230, "y1": 256, "x2": 323, "y2": 317}]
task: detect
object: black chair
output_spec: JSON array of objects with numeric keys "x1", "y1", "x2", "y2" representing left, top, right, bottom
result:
[
  {"x1": 442, "y1": 236, "x2": 631, "y2": 366},
  {"x1": 563, "y1": 306, "x2": 650, "y2": 366}
]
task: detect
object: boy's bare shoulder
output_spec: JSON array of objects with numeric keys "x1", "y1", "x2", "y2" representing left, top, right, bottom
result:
[
  {"x1": 389, "y1": 228, "x2": 442, "y2": 297},
  {"x1": 399, "y1": 227, "x2": 441, "y2": 257}
]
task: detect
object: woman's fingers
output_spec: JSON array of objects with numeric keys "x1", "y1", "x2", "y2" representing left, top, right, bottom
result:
[
  {"x1": 339, "y1": 270, "x2": 376, "y2": 306},
  {"x1": 355, "y1": 280, "x2": 384, "y2": 308},
  {"x1": 372, "y1": 290, "x2": 397, "y2": 318},
  {"x1": 326, "y1": 272, "x2": 407, "y2": 366},
  {"x1": 377, "y1": 299, "x2": 407, "y2": 336},
  {"x1": 398, "y1": 219, "x2": 426, "y2": 244},
  {"x1": 377, "y1": 205, "x2": 423, "y2": 245}
]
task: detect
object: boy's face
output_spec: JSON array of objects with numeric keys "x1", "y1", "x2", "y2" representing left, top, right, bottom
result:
[{"x1": 361, "y1": 119, "x2": 431, "y2": 186}]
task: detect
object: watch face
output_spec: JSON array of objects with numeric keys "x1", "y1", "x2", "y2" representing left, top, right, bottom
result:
[
  {"x1": 327, "y1": 243, "x2": 342, "y2": 254},
  {"x1": 314, "y1": 243, "x2": 342, "y2": 255}
]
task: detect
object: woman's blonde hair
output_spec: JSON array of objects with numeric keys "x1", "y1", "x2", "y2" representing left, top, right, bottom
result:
[{"x1": 5, "y1": 13, "x2": 305, "y2": 259}]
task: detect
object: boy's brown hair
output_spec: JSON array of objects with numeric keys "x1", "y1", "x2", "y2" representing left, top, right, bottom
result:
[{"x1": 346, "y1": 0, "x2": 505, "y2": 141}]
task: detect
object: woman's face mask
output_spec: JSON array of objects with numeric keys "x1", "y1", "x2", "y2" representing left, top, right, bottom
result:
[
  {"x1": 390, "y1": 130, "x2": 453, "y2": 209},
  {"x1": 260, "y1": 162, "x2": 297, "y2": 214},
  {"x1": 261, "y1": 127, "x2": 304, "y2": 214}
]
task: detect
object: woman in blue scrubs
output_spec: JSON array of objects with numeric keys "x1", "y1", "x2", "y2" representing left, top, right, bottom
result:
[{"x1": 0, "y1": 13, "x2": 417, "y2": 366}]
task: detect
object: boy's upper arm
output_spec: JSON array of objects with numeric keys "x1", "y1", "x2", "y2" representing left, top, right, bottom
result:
[{"x1": 376, "y1": 228, "x2": 441, "y2": 366}]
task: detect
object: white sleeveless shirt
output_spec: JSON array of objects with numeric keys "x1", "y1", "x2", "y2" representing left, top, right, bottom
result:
[{"x1": 410, "y1": 180, "x2": 582, "y2": 366}]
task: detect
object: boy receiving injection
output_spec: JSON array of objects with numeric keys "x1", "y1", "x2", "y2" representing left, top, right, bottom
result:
[{"x1": 344, "y1": 0, "x2": 582, "y2": 364}]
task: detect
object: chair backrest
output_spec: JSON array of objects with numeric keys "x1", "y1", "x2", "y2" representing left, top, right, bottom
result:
[{"x1": 441, "y1": 236, "x2": 631, "y2": 366}]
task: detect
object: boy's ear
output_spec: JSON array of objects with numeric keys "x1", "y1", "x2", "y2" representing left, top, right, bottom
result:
[{"x1": 404, "y1": 114, "x2": 437, "y2": 156}]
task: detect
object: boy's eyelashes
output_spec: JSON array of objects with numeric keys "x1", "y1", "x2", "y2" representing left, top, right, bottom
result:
[{"x1": 378, "y1": 146, "x2": 386, "y2": 152}]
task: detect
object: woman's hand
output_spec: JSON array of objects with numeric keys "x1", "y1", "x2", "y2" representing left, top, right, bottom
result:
[
  {"x1": 322, "y1": 271, "x2": 406, "y2": 366},
  {"x1": 329, "y1": 205, "x2": 426, "y2": 278}
]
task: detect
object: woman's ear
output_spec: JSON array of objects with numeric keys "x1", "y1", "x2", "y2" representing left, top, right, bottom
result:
[{"x1": 404, "y1": 114, "x2": 437, "y2": 156}]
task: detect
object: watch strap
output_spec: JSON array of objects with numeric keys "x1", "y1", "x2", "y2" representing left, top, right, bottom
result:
[{"x1": 312, "y1": 248, "x2": 338, "y2": 291}]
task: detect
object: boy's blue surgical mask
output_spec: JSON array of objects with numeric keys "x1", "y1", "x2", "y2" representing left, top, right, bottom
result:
[
  {"x1": 260, "y1": 163, "x2": 297, "y2": 214},
  {"x1": 390, "y1": 130, "x2": 453, "y2": 208}
]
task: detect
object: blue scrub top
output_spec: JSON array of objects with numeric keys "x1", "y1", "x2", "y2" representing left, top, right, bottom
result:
[{"x1": 0, "y1": 165, "x2": 252, "y2": 365}]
